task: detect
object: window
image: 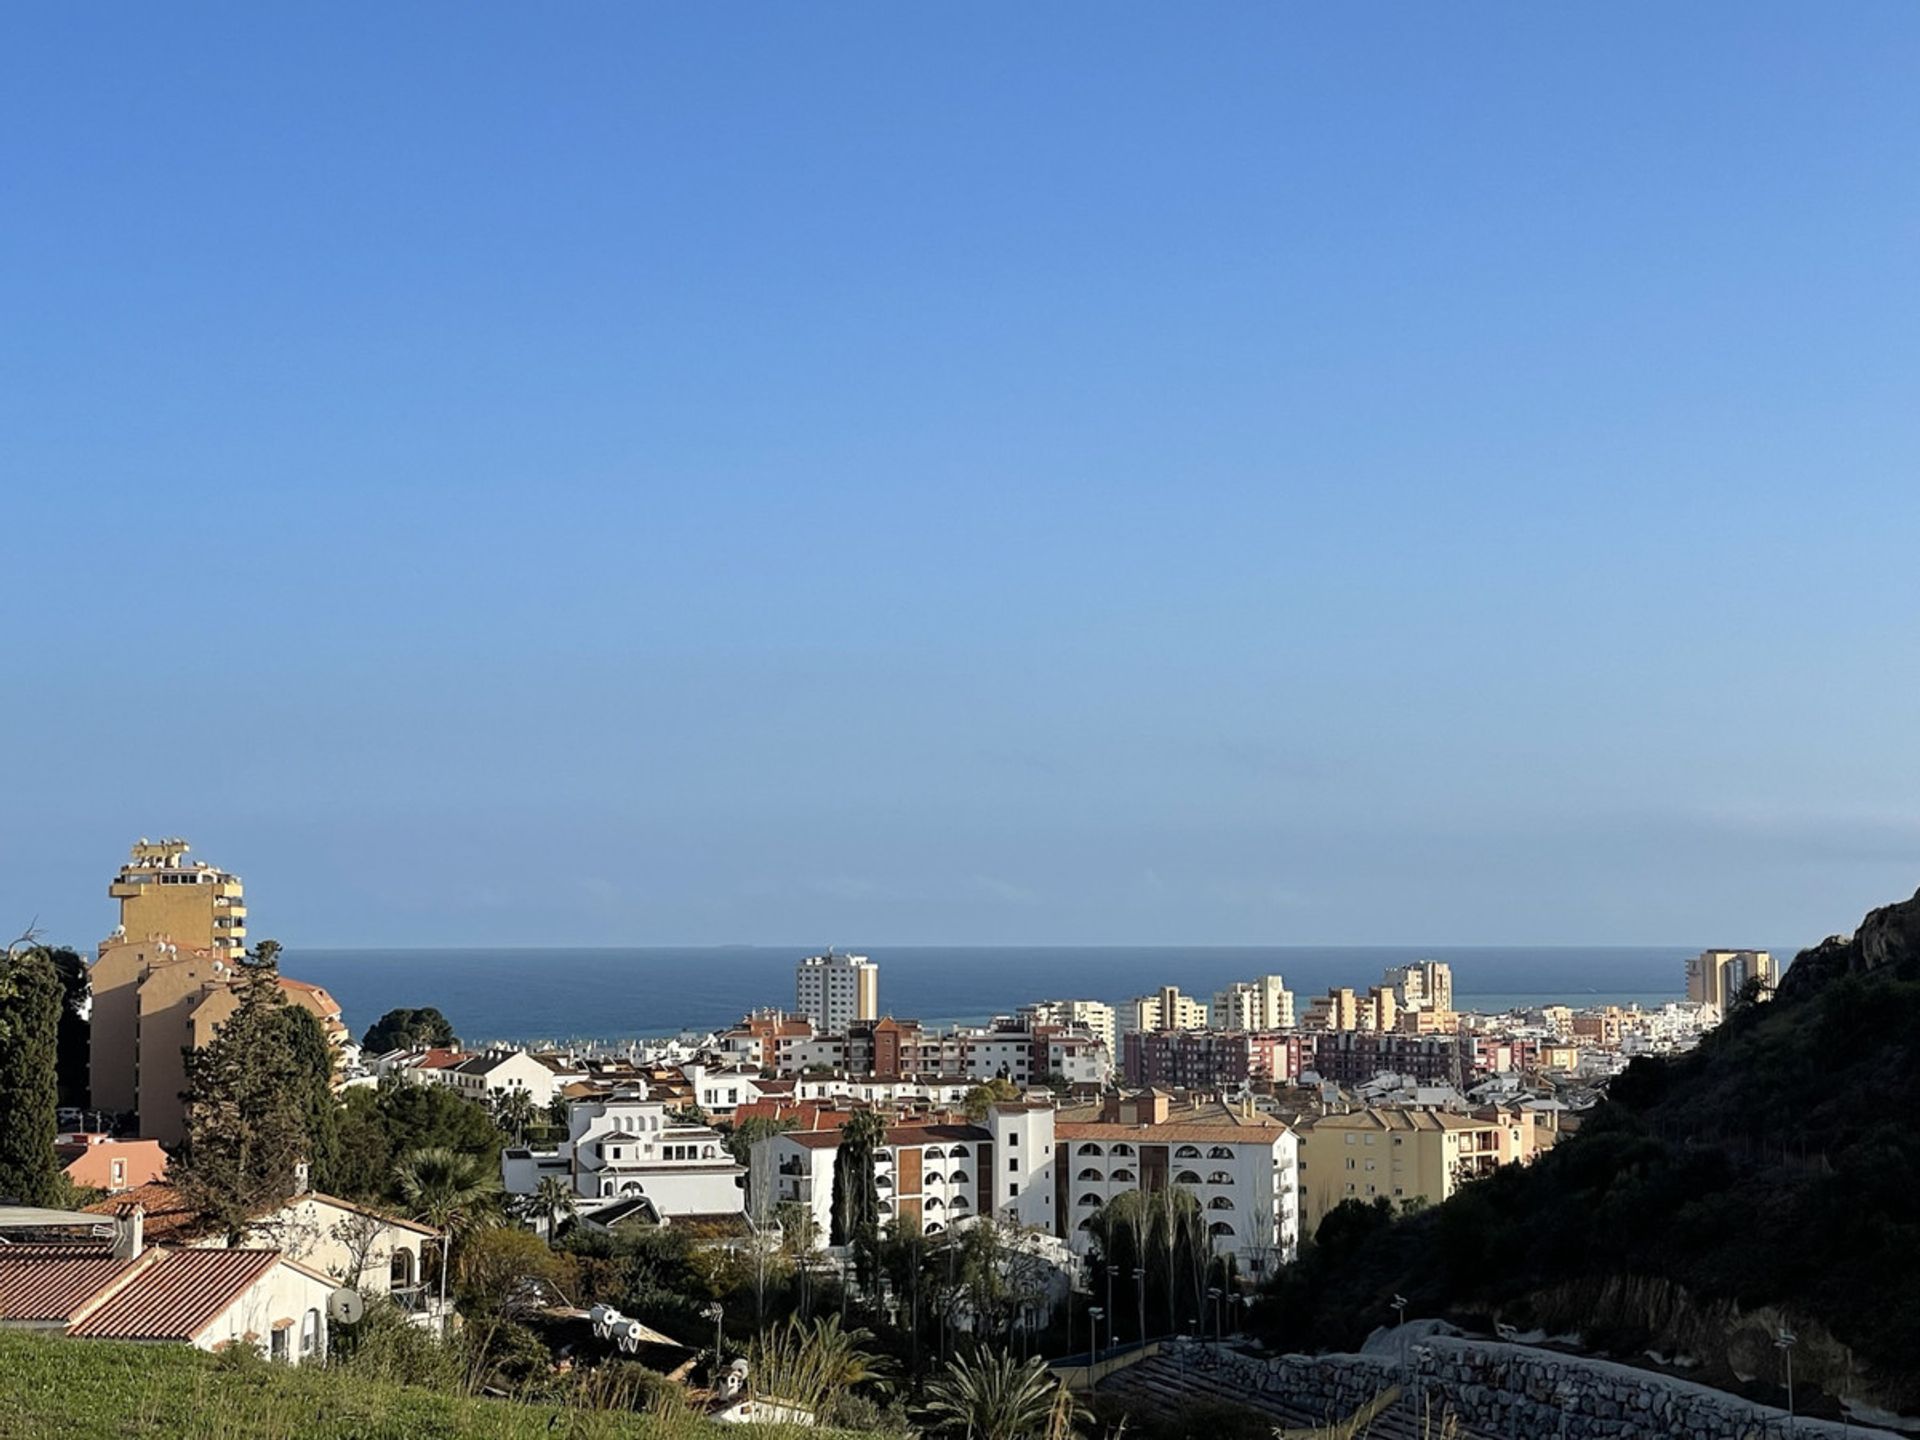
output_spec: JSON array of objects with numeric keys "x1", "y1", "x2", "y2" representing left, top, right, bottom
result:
[
  {"x1": 1346, "y1": 1134, "x2": 1356, "y2": 1145},
  {"x1": 1346, "y1": 1158, "x2": 1356, "y2": 1170},
  {"x1": 1008, "y1": 1156, "x2": 1018, "y2": 1173},
  {"x1": 1007, "y1": 1133, "x2": 1018, "y2": 1146},
  {"x1": 270, "y1": 1325, "x2": 291, "y2": 1362},
  {"x1": 300, "y1": 1309, "x2": 321, "y2": 1360},
  {"x1": 1174, "y1": 1145, "x2": 1202, "y2": 1159},
  {"x1": 1208, "y1": 1146, "x2": 1233, "y2": 1160},
  {"x1": 1175, "y1": 1170, "x2": 1202, "y2": 1185}
]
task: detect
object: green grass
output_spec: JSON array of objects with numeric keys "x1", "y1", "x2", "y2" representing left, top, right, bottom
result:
[{"x1": 0, "y1": 1331, "x2": 864, "y2": 1440}]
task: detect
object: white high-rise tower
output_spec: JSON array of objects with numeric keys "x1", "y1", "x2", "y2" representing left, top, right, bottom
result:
[{"x1": 795, "y1": 949, "x2": 879, "y2": 1032}]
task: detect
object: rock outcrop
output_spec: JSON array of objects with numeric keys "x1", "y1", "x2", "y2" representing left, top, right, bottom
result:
[{"x1": 1774, "y1": 885, "x2": 1920, "y2": 1003}]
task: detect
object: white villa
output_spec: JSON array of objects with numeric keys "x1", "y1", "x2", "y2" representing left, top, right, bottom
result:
[{"x1": 502, "y1": 1085, "x2": 746, "y2": 1223}]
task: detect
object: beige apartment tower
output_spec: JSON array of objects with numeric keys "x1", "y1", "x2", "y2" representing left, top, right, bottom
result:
[
  {"x1": 1213, "y1": 974, "x2": 1295, "y2": 1032},
  {"x1": 1124, "y1": 985, "x2": 1209, "y2": 1034},
  {"x1": 89, "y1": 840, "x2": 253, "y2": 1143},
  {"x1": 1686, "y1": 950, "x2": 1777, "y2": 1011}
]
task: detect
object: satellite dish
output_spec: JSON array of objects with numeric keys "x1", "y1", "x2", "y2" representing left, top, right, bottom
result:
[{"x1": 327, "y1": 1288, "x2": 365, "y2": 1325}]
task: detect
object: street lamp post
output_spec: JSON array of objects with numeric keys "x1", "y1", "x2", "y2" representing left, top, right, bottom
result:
[
  {"x1": 705, "y1": 1301, "x2": 724, "y2": 1369},
  {"x1": 1205, "y1": 1287, "x2": 1220, "y2": 1345},
  {"x1": 1775, "y1": 1327, "x2": 1798, "y2": 1432},
  {"x1": 1088, "y1": 1306, "x2": 1105, "y2": 1393},
  {"x1": 1133, "y1": 1267, "x2": 1146, "y2": 1348},
  {"x1": 1392, "y1": 1293, "x2": 1410, "y2": 1365}
]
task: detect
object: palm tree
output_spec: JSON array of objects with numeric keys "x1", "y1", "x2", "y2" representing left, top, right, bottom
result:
[
  {"x1": 492, "y1": 1087, "x2": 537, "y2": 1144},
  {"x1": 395, "y1": 1145, "x2": 503, "y2": 1322},
  {"x1": 531, "y1": 1173, "x2": 576, "y2": 1241},
  {"x1": 923, "y1": 1348, "x2": 1083, "y2": 1440},
  {"x1": 748, "y1": 1314, "x2": 889, "y2": 1418}
]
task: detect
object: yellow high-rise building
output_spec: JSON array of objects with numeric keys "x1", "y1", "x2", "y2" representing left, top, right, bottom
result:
[{"x1": 89, "y1": 839, "x2": 335, "y2": 1146}]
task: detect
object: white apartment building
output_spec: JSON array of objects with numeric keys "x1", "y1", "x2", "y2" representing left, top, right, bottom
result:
[
  {"x1": 681, "y1": 1063, "x2": 766, "y2": 1119},
  {"x1": 1056, "y1": 1095, "x2": 1300, "y2": 1279},
  {"x1": 795, "y1": 950, "x2": 879, "y2": 1031},
  {"x1": 1018, "y1": 1000, "x2": 1117, "y2": 1054},
  {"x1": 1212, "y1": 975, "x2": 1295, "y2": 1032},
  {"x1": 444, "y1": 1048, "x2": 582, "y2": 1108},
  {"x1": 501, "y1": 1087, "x2": 746, "y2": 1220}
]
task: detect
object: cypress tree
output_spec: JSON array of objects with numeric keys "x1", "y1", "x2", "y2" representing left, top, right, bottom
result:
[
  {"x1": 177, "y1": 941, "x2": 311, "y2": 1238},
  {"x1": 0, "y1": 947, "x2": 64, "y2": 1206}
]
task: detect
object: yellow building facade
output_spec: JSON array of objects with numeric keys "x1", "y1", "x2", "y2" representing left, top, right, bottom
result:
[
  {"x1": 1295, "y1": 1106, "x2": 1550, "y2": 1235},
  {"x1": 88, "y1": 840, "x2": 339, "y2": 1145}
]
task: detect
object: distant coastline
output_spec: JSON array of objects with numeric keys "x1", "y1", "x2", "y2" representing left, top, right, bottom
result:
[{"x1": 280, "y1": 944, "x2": 1734, "y2": 1046}]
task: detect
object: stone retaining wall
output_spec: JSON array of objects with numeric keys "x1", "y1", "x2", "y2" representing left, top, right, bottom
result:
[{"x1": 1186, "y1": 1338, "x2": 1902, "y2": 1439}]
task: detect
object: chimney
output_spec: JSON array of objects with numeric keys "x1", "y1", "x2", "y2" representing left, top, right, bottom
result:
[{"x1": 112, "y1": 1205, "x2": 144, "y2": 1260}]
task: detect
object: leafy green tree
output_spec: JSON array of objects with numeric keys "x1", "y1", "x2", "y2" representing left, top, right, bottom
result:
[
  {"x1": 0, "y1": 945, "x2": 64, "y2": 1205},
  {"x1": 923, "y1": 1347, "x2": 1080, "y2": 1440},
  {"x1": 725, "y1": 1112, "x2": 797, "y2": 1166},
  {"x1": 327, "y1": 1087, "x2": 395, "y2": 1200},
  {"x1": 177, "y1": 942, "x2": 310, "y2": 1237},
  {"x1": 964, "y1": 1077, "x2": 1022, "y2": 1122},
  {"x1": 374, "y1": 1077, "x2": 507, "y2": 1168},
  {"x1": 361, "y1": 1006, "x2": 459, "y2": 1055}
]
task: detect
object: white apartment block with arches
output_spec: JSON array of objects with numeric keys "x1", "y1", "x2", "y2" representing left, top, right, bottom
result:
[{"x1": 1055, "y1": 1094, "x2": 1300, "y2": 1281}]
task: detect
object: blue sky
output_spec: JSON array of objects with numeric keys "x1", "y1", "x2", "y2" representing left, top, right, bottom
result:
[{"x1": 4, "y1": 5, "x2": 1918, "y2": 950}]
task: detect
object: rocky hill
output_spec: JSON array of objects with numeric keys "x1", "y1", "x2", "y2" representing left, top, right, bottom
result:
[{"x1": 1259, "y1": 886, "x2": 1920, "y2": 1420}]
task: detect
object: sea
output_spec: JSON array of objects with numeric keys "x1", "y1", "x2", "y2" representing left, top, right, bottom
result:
[{"x1": 273, "y1": 945, "x2": 1743, "y2": 1047}]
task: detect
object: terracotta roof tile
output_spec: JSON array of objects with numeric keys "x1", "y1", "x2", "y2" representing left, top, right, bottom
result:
[
  {"x1": 0, "y1": 1251, "x2": 143, "y2": 1323},
  {"x1": 70, "y1": 1248, "x2": 282, "y2": 1341},
  {"x1": 84, "y1": 1183, "x2": 212, "y2": 1243}
]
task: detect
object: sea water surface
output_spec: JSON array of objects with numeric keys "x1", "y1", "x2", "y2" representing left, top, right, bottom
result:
[{"x1": 278, "y1": 946, "x2": 1727, "y2": 1046}]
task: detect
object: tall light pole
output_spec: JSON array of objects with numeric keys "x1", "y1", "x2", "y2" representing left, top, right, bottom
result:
[
  {"x1": 1205, "y1": 1287, "x2": 1221, "y2": 1345},
  {"x1": 1104, "y1": 1264, "x2": 1114, "y2": 1347},
  {"x1": 1133, "y1": 1266, "x2": 1147, "y2": 1348},
  {"x1": 705, "y1": 1301, "x2": 725, "y2": 1369},
  {"x1": 1775, "y1": 1327, "x2": 1798, "y2": 1431},
  {"x1": 1088, "y1": 1306, "x2": 1105, "y2": 1392}
]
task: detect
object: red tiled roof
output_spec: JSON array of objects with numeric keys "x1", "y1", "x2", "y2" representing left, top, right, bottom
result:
[
  {"x1": 70, "y1": 1248, "x2": 282, "y2": 1341},
  {"x1": 0, "y1": 1251, "x2": 142, "y2": 1323},
  {"x1": 85, "y1": 1183, "x2": 210, "y2": 1243}
]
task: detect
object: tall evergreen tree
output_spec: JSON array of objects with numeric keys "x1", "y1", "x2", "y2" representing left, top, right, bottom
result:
[
  {"x1": 284, "y1": 1003, "x2": 341, "y2": 1192},
  {"x1": 177, "y1": 941, "x2": 311, "y2": 1238},
  {"x1": 831, "y1": 1108, "x2": 886, "y2": 1291},
  {"x1": 0, "y1": 945, "x2": 64, "y2": 1206},
  {"x1": 42, "y1": 946, "x2": 90, "y2": 1110}
]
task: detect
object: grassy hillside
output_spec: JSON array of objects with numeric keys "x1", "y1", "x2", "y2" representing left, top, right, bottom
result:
[
  {"x1": 0, "y1": 1331, "x2": 847, "y2": 1440},
  {"x1": 1258, "y1": 887, "x2": 1920, "y2": 1416}
]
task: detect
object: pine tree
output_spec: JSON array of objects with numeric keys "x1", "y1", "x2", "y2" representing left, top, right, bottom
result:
[
  {"x1": 177, "y1": 941, "x2": 311, "y2": 1238},
  {"x1": 0, "y1": 946, "x2": 63, "y2": 1206}
]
